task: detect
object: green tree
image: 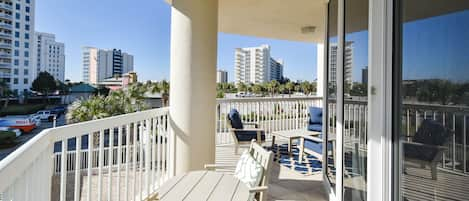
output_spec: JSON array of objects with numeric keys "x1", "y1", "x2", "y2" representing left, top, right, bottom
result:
[
  {"x1": 237, "y1": 82, "x2": 248, "y2": 94},
  {"x1": 251, "y1": 84, "x2": 264, "y2": 95},
  {"x1": 159, "y1": 80, "x2": 170, "y2": 106},
  {"x1": 285, "y1": 81, "x2": 295, "y2": 97},
  {"x1": 0, "y1": 80, "x2": 13, "y2": 108},
  {"x1": 31, "y1": 71, "x2": 58, "y2": 103}
]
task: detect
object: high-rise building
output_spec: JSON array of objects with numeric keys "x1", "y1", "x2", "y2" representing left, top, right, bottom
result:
[
  {"x1": 34, "y1": 32, "x2": 65, "y2": 82},
  {"x1": 328, "y1": 42, "x2": 353, "y2": 85},
  {"x1": 0, "y1": 0, "x2": 36, "y2": 94},
  {"x1": 234, "y1": 44, "x2": 284, "y2": 84},
  {"x1": 82, "y1": 47, "x2": 134, "y2": 84},
  {"x1": 216, "y1": 69, "x2": 228, "y2": 83},
  {"x1": 362, "y1": 66, "x2": 368, "y2": 84}
]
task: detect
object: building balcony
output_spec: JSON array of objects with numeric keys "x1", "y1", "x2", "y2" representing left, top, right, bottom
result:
[
  {"x1": 0, "y1": 3, "x2": 12, "y2": 11},
  {"x1": 0, "y1": 22, "x2": 12, "y2": 30},
  {"x1": 0, "y1": 33, "x2": 11, "y2": 39},
  {"x1": 0, "y1": 42, "x2": 11, "y2": 49},
  {"x1": 0, "y1": 13, "x2": 12, "y2": 20}
]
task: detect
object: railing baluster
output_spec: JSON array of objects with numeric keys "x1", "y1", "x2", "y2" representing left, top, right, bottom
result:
[
  {"x1": 74, "y1": 136, "x2": 81, "y2": 201},
  {"x1": 145, "y1": 119, "x2": 151, "y2": 198},
  {"x1": 464, "y1": 115, "x2": 467, "y2": 174},
  {"x1": 117, "y1": 125, "x2": 122, "y2": 201},
  {"x1": 132, "y1": 122, "x2": 138, "y2": 199},
  {"x1": 108, "y1": 127, "x2": 114, "y2": 201},
  {"x1": 453, "y1": 114, "x2": 456, "y2": 170},
  {"x1": 98, "y1": 130, "x2": 104, "y2": 201},
  {"x1": 125, "y1": 124, "x2": 130, "y2": 201},
  {"x1": 87, "y1": 132, "x2": 94, "y2": 201},
  {"x1": 60, "y1": 139, "x2": 68, "y2": 201}
]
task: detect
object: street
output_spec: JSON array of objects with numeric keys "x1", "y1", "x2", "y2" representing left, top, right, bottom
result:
[{"x1": 0, "y1": 114, "x2": 66, "y2": 160}]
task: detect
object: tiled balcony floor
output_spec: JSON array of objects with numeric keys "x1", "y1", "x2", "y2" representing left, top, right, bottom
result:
[
  {"x1": 50, "y1": 140, "x2": 328, "y2": 201},
  {"x1": 215, "y1": 140, "x2": 328, "y2": 201}
]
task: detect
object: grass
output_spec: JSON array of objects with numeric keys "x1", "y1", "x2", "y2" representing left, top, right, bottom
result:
[{"x1": 0, "y1": 104, "x2": 46, "y2": 116}]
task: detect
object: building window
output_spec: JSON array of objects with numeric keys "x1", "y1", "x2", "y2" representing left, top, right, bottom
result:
[
  {"x1": 24, "y1": 42, "x2": 29, "y2": 48},
  {"x1": 14, "y1": 50, "x2": 19, "y2": 56},
  {"x1": 25, "y1": 15, "x2": 30, "y2": 21},
  {"x1": 14, "y1": 41, "x2": 19, "y2": 47},
  {"x1": 24, "y1": 60, "x2": 29, "y2": 66},
  {"x1": 25, "y1": 24, "x2": 29, "y2": 31},
  {"x1": 14, "y1": 32, "x2": 19, "y2": 38},
  {"x1": 24, "y1": 33, "x2": 29, "y2": 39},
  {"x1": 15, "y1": 22, "x2": 19, "y2": 29},
  {"x1": 26, "y1": 0, "x2": 31, "y2": 3},
  {"x1": 23, "y1": 78, "x2": 27, "y2": 84},
  {"x1": 13, "y1": 78, "x2": 18, "y2": 84},
  {"x1": 24, "y1": 69, "x2": 28, "y2": 75},
  {"x1": 25, "y1": 6, "x2": 30, "y2": 13},
  {"x1": 15, "y1": 13, "x2": 20, "y2": 20},
  {"x1": 15, "y1": 4, "x2": 20, "y2": 10},
  {"x1": 13, "y1": 68, "x2": 18, "y2": 75},
  {"x1": 14, "y1": 59, "x2": 18, "y2": 66},
  {"x1": 24, "y1": 51, "x2": 29, "y2": 57}
]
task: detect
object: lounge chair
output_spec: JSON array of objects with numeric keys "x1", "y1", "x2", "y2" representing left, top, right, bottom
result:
[
  {"x1": 403, "y1": 119, "x2": 452, "y2": 180},
  {"x1": 227, "y1": 109, "x2": 266, "y2": 154},
  {"x1": 298, "y1": 107, "x2": 325, "y2": 162},
  {"x1": 205, "y1": 140, "x2": 273, "y2": 201}
]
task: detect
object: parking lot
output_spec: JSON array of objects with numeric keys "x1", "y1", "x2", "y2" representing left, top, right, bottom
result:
[{"x1": 0, "y1": 114, "x2": 66, "y2": 160}]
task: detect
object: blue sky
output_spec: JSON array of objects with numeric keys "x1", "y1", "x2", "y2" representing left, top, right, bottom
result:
[{"x1": 35, "y1": 0, "x2": 317, "y2": 82}]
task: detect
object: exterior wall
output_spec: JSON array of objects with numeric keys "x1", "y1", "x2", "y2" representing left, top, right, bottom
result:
[
  {"x1": 216, "y1": 69, "x2": 227, "y2": 83},
  {"x1": 3, "y1": 0, "x2": 36, "y2": 95},
  {"x1": 82, "y1": 47, "x2": 134, "y2": 84},
  {"x1": 234, "y1": 44, "x2": 283, "y2": 84},
  {"x1": 34, "y1": 32, "x2": 65, "y2": 82}
]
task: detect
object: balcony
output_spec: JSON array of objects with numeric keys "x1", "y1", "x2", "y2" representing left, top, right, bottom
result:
[
  {"x1": 0, "y1": 3, "x2": 12, "y2": 11},
  {"x1": 0, "y1": 13, "x2": 12, "y2": 20}
]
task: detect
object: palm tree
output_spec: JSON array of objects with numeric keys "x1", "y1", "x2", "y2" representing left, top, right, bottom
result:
[
  {"x1": 159, "y1": 80, "x2": 170, "y2": 107},
  {"x1": 267, "y1": 80, "x2": 280, "y2": 96},
  {"x1": 285, "y1": 82, "x2": 295, "y2": 97},
  {"x1": 0, "y1": 80, "x2": 12, "y2": 108},
  {"x1": 251, "y1": 84, "x2": 264, "y2": 95},
  {"x1": 237, "y1": 82, "x2": 247, "y2": 94}
]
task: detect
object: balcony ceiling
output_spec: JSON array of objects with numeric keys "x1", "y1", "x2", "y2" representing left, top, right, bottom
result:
[{"x1": 218, "y1": 0, "x2": 327, "y2": 43}]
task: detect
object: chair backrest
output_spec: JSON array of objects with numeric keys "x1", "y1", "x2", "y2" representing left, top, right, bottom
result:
[
  {"x1": 248, "y1": 140, "x2": 273, "y2": 188},
  {"x1": 228, "y1": 108, "x2": 244, "y2": 129},
  {"x1": 414, "y1": 119, "x2": 451, "y2": 146},
  {"x1": 309, "y1": 106, "x2": 322, "y2": 124}
]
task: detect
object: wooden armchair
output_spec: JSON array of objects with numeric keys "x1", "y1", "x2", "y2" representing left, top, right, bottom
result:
[
  {"x1": 227, "y1": 109, "x2": 266, "y2": 154},
  {"x1": 403, "y1": 119, "x2": 452, "y2": 180},
  {"x1": 205, "y1": 140, "x2": 273, "y2": 201}
]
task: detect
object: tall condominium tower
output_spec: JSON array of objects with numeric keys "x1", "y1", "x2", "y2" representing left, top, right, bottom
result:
[
  {"x1": 34, "y1": 32, "x2": 65, "y2": 82},
  {"x1": 0, "y1": 0, "x2": 35, "y2": 94},
  {"x1": 216, "y1": 69, "x2": 228, "y2": 83},
  {"x1": 328, "y1": 42, "x2": 353, "y2": 85},
  {"x1": 82, "y1": 47, "x2": 134, "y2": 84},
  {"x1": 234, "y1": 44, "x2": 283, "y2": 84}
]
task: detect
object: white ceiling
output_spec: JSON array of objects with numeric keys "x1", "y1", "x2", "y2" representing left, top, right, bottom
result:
[{"x1": 218, "y1": 0, "x2": 328, "y2": 43}]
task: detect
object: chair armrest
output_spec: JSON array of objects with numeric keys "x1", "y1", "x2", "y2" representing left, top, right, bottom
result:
[
  {"x1": 248, "y1": 186, "x2": 269, "y2": 193},
  {"x1": 243, "y1": 122, "x2": 259, "y2": 128},
  {"x1": 303, "y1": 135, "x2": 323, "y2": 143},
  {"x1": 402, "y1": 141, "x2": 447, "y2": 150},
  {"x1": 204, "y1": 164, "x2": 236, "y2": 170}
]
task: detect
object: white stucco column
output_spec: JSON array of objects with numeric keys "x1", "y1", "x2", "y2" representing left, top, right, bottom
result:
[
  {"x1": 169, "y1": 0, "x2": 218, "y2": 175},
  {"x1": 316, "y1": 43, "x2": 325, "y2": 97}
]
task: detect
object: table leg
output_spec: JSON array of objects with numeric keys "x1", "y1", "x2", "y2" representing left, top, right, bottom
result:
[
  {"x1": 288, "y1": 138, "x2": 292, "y2": 153},
  {"x1": 271, "y1": 135, "x2": 276, "y2": 150},
  {"x1": 299, "y1": 137, "x2": 305, "y2": 163}
]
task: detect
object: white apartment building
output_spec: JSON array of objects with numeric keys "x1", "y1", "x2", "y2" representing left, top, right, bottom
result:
[
  {"x1": 234, "y1": 44, "x2": 284, "y2": 84},
  {"x1": 328, "y1": 42, "x2": 353, "y2": 86},
  {"x1": 0, "y1": 0, "x2": 35, "y2": 94},
  {"x1": 216, "y1": 69, "x2": 227, "y2": 83},
  {"x1": 34, "y1": 32, "x2": 65, "y2": 82},
  {"x1": 82, "y1": 47, "x2": 134, "y2": 84}
]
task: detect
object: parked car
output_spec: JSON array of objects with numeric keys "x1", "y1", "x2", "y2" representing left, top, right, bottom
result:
[
  {"x1": 51, "y1": 106, "x2": 66, "y2": 115},
  {"x1": 0, "y1": 127, "x2": 22, "y2": 137},
  {"x1": 29, "y1": 114, "x2": 41, "y2": 127},
  {"x1": 35, "y1": 110, "x2": 56, "y2": 122},
  {"x1": 0, "y1": 117, "x2": 37, "y2": 133}
]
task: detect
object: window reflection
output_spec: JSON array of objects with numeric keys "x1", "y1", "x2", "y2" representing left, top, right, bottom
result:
[{"x1": 397, "y1": 1, "x2": 469, "y2": 200}]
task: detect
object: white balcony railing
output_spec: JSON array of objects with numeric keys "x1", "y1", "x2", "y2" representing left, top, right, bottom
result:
[
  {"x1": 0, "y1": 107, "x2": 172, "y2": 201},
  {"x1": 216, "y1": 96, "x2": 323, "y2": 144}
]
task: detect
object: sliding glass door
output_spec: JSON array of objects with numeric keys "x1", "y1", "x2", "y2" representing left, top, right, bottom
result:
[
  {"x1": 325, "y1": 0, "x2": 368, "y2": 200},
  {"x1": 394, "y1": 1, "x2": 469, "y2": 200}
]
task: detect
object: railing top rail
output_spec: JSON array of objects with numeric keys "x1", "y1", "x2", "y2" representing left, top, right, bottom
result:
[
  {"x1": 0, "y1": 107, "x2": 169, "y2": 192},
  {"x1": 216, "y1": 96, "x2": 323, "y2": 103}
]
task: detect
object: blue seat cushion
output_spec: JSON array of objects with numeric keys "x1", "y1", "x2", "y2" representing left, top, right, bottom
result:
[
  {"x1": 309, "y1": 107, "x2": 322, "y2": 124},
  {"x1": 304, "y1": 138, "x2": 323, "y2": 155},
  {"x1": 234, "y1": 130, "x2": 266, "y2": 142},
  {"x1": 228, "y1": 109, "x2": 243, "y2": 129},
  {"x1": 307, "y1": 124, "x2": 322, "y2": 132}
]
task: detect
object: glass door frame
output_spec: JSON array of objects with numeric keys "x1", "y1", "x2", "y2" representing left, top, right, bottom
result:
[{"x1": 322, "y1": 0, "x2": 394, "y2": 200}]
